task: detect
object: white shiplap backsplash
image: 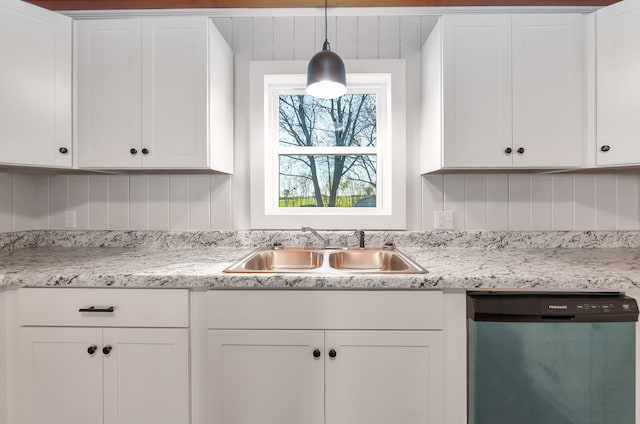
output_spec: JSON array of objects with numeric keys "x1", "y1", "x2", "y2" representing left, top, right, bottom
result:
[
  {"x1": 2, "y1": 171, "x2": 639, "y2": 232},
  {"x1": 422, "y1": 174, "x2": 640, "y2": 231},
  {"x1": 1, "y1": 16, "x2": 639, "y2": 232},
  {"x1": 0, "y1": 173, "x2": 232, "y2": 231}
]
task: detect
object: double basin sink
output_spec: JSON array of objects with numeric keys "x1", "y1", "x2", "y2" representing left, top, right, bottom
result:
[{"x1": 224, "y1": 246, "x2": 427, "y2": 274}]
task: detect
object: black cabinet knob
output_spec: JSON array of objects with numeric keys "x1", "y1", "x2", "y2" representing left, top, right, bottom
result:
[
  {"x1": 601, "y1": 145, "x2": 611, "y2": 152},
  {"x1": 87, "y1": 345, "x2": 97, "y2": 355},
  {"x1": 517, "y1": 147, "x2": 525, "y2": 154},
  {"x1": 130, "y1": 148, "x2": 138, "y2": 155},
  {"x1": 59, "y1": 147, "x2": 69, "y2": 154},
  {"x1": 504, "y1": 147, "x2": 512, "y2": 154},
  {"x1": 328, "y1": 349, "x2": 337, "y2": 358},
  {"x1": 102, "y1": 345, "x2": 112, "y2": 355},
  {"x1": 313, "y1": 349, "x2": 321, "y2": 359},
  {"x1": 141, "y1": 148, "x2": 149, "y2": 155}
]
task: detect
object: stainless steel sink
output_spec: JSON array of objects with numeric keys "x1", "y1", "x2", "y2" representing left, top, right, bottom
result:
[
  {"x1": 229, "y1": 249, "x2": 324, "y2": 272},
  {"x1": 224, "y1": 247, "x2": 426, "y2": 274},
  {"x1": 328, "y1": 249, "x2": 416, "y2": 272}
]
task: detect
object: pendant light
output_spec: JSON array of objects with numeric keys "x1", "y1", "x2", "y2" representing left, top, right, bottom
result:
[{"x1": 306, "y1": 0, "x2": 346, "y2": 99}]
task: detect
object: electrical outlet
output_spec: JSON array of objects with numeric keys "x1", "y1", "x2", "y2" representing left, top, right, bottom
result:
[
  {"x1": 434, "y1": 210, "x2": 454, "y2": 230},
  {"x1": 64, "y1": 210, "x2": 77, "y2": 228}
]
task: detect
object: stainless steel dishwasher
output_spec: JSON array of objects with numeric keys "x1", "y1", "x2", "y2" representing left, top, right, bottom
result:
[{"x1": 468, "y1": 292, "x2": 638, "y2": 424}]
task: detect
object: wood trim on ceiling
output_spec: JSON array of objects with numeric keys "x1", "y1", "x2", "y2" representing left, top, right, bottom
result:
[{"x1": 26, "y1": 0, "x2": 616, "y2": 10}]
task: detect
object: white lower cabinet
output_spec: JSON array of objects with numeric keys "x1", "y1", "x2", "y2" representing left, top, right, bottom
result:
[
  {"x1": 325, "y1": 330, "x2": 443, "y2": 424},
  {"x1": 102, "y1": 328, "x2": 189, "y2": 424},
  {"x1": 20, "y1": 327, "x2": 103, "y2": 424},
  {"x1": 209, "y1": 329, "x2": 443, "y2": 424},
  {"x1": 209, "y1": 330, "x2": 324, "y2": 424},
  {"x1": 15, "y1": 288, "x2": 190, "y2": 424},
  {"x1": 206, "y1": 291, "x2": 446, "y2": 424},
  {"x1": 19, "y1": 327, "x2": 188, "y2": 424}
]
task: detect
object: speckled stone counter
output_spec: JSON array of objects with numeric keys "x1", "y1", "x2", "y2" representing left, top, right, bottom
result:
[{"x1": 1, "y1": 243, "x2": 640, "y2": 290}]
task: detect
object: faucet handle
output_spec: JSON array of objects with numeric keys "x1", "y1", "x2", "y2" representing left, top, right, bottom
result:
[{"x1": 354, "y1": 230, "x2": 365, "y2": 249}]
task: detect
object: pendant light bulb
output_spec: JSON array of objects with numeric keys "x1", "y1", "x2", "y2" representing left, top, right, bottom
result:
[{"x1": 306, "y1": 1, "x2": 346, "y2": 99}]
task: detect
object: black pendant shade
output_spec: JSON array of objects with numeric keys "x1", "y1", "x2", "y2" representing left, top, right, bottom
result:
[{"x1": 306, "y1": 0, "x2": 347, "y2": 99}]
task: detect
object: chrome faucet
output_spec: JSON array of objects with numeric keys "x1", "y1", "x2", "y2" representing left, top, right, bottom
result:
[
  {"x1": 354, "y1": 230, "x2": 365, "y2": 249},
  {"x1": 301, "y1": 226, "x2": 329, "y2": 248}
]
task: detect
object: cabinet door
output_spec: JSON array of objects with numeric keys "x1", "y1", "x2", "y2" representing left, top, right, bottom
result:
[
  {"x1": 102, "y1": 328, "x2": 189, "y2": 424},
  {"x1": 442, "y1": 15, "x2": 512, "y2": 168},
  {"x1": 597, "y1": 0, "x2": 640, "y2": 165},
  {"x1": 325, "y1": 330, "x2": 445, "y2": 424},
  {"x1": 208, "y1": 330, "x2": 324, "y2": 424},
  {"x1": 76, "y1": 19, "x2": 142, "y2": 168},
  {"x1": 141, "y1": 17, "x2": 208, "y2": 169},
  {"x1": 0, "y1": 0, "x2": 71, "y2": 168},
  {"x1": 17, "y1": 327, "x2": 103, "y2": 424},
  {"x1": 512, "y1": 14, "x2": 583, "y2": 168}
]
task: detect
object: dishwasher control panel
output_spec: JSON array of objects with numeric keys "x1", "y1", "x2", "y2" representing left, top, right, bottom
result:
[{"x1": 468, "y1": 293, "x2": 639, "y2": 322}]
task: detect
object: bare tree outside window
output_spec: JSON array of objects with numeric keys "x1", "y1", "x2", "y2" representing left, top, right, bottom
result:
[{"x1": 278, "y1": 94, "x2": 378, "y2": 208}]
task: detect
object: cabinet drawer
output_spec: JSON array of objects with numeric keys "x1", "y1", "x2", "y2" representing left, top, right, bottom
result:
[
  {"x1": 208, "y1": 290, "x2": 443, "y2": 330},
  {"x1": 19, "y1": 288, "x2": 189, "y2": 327}
]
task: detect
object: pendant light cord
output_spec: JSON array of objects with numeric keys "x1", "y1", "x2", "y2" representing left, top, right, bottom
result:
[
  {"x1": 323, "y1": 0, "x2": 330, "y2": 51},
  {"x1": 325, "y1": 0, "x2": 328, "y2": 42}
]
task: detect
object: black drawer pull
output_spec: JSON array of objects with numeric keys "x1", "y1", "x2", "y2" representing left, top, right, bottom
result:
[{"x1": 79, "y1": 306, "x2": 115, "y2": 313}]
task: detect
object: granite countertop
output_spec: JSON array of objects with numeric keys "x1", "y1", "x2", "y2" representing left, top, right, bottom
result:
[{"x1": 1, "y1": 243, "x2": 640, "y2": 290}]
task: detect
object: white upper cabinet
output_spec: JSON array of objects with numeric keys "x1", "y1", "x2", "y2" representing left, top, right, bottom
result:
[
  {"x1": 76, "y1": 16, "x2": 234, "y2": 172},
  {"x1": 0, "y1": 0, "x2": 72, "y2": 168},
  {"x1": 441, "y1": 14, "x2": 513, "y2": 170},
  {"x1": 76, "y1": 19, "x2": 142, "y2": 169},
  {"x1": 141, "y1": 17, "x2": 208, "y2": 168},
  {"x1": 512, "y1": 14, "x2": 583, "y2": 168},
  {"x1": 421, "y1": 14, "x2": 584, "y2": 173},
  {"x1": 596, "y1": 0, "x2": 640, "y2": 166}
]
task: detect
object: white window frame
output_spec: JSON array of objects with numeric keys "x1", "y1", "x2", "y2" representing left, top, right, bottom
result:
[{"x1": 250, "y1": 60, "x2": 406, "y2": 230}]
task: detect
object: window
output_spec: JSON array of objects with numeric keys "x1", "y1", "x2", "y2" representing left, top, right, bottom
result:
[
  {"x1": 277, "y1": 92, "x2": 379, "y2": 209},
  {"x1": 250, "y1": 60, "x2": 406, "y2": 230}
]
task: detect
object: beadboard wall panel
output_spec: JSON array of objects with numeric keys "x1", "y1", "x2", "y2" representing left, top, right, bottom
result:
[
  {"x1": 0, "y1": 173, "x2": 12, "y2": 232},
  {"x1": 0, "y1": 173, "x2": 49, "y2": 232},
  {"x1": 421, "y1": 173, "x2": 640, "y2": 231},
  {"x1": 223, "y1": 15, "x2": 437, "y2": 230},
  {"x1": 2, "y1": 16, "x2": 640, "y2": 233},
  {"x1": 0, "y1": 173, "x2": 232, "y2": 231},
  {"x1": 4, "y1": 171, "x2": 638, "y2": 232},
  {"x1": 0, "y1": 16, "x2": 437, "y2": 232},
  {"x1": 12, "y1": 175, "x2": 49, "y2": 231},
  {"x1": 149, "y1": 175, "x2": 170, "y2": 230}
]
